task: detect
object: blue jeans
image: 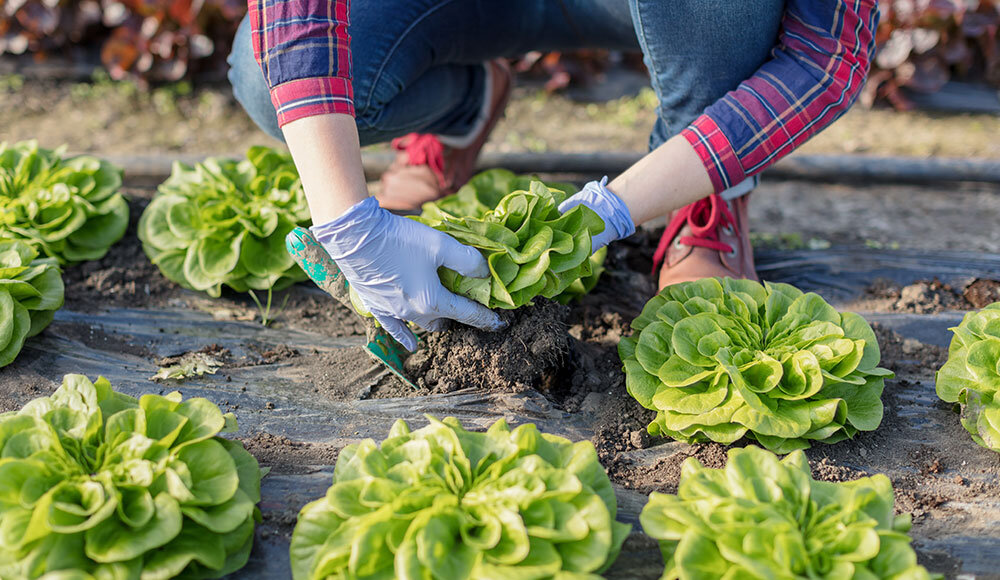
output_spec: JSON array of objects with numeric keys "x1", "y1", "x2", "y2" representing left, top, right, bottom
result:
[{"x1": 228, "y1": 0, "x2": 784, "y2": 153}]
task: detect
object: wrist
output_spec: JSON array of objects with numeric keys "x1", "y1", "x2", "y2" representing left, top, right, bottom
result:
[
  {"x1": 586, "y1": 177, "x2": 636, "y2": 241},
  {"x1": 310, "y1": 197, "x2": 387, "y2": 260}
]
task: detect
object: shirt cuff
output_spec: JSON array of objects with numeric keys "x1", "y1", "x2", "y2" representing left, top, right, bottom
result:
[
  {"x1": 270, "y1": 76, "x2": 356, "y2": 128},
  {"x1": 681, "y1": 114, "x2": 747, "y2": 194}
]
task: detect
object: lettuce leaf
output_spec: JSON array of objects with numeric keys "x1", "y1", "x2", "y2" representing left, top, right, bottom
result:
[
  {"x1": 138, "y1": 146, "x2": 310, "y2": 297},
  {"x1": 620, "y1": 278, "x2": 893, "y2": 452},
  {"x1": 0, "y1": 140, "x2": 127, "y2": 264},
  {"x1": 935, "y1": 302, "x2": 1000, "y2": 452},
  {"x1": 641, "y1": 446, "x2": 937, "y2": 580},
  {"x1": 290, "y1": 416, "x2": 630, "y2": 579},
  {"x1": 0, "y1": 240, "x2": 64, "y2": 367},
  {"x1": 416, "y1": 169, "x2": 606, "y2": 309},
  {"x1": 0, "y1": 375, "x2": 262, "y2": 580}
]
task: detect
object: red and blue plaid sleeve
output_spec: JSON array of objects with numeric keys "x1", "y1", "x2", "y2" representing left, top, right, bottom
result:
[
  {"x1": 682, "y1": 0, "x2": 879, "y2": 192},
  {"x1": 247, "y1": 0, "x2": 354, "y2": 127}
]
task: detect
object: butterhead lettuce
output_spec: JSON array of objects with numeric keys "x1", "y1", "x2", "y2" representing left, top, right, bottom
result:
[
  {"x1": 936, "y1": 302, "x2": 1000, "y2": 452},
  {"x1": 641, "y1": 446, "x2": 935, "y2": 580},
  {"x1": 0, "y1": 374, "x2": 263, "y2": 579},
  {"x1": 138, "y1": 146, "x2": 310, "y2": 297},
  {"x1": 290, "y1": 416, "x2": 630, "y2": 579},
  {"x1": 0, "y1": 240, "x2": 64, "y2": 368},
  {"x1": 0, "y1": 140, "x2": 127, "y2": 264},
  {"x1": 619, "y1": 278, "x2": 893, "y2": 453},
  {"x1": 416, "y1": 173, "x2": 606, "y2": 309}
]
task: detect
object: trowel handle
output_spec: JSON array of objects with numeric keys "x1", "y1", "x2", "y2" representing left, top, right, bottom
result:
[{"x1": 285, "y1": 227, "x2": 358, "y2": 313}]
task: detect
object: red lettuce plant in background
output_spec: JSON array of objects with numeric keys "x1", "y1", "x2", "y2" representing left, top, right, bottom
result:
[
  {"x1": 1, "y1": 0, "x2": 997, "y2": 101},
  {"x1": 866, "y1": 0, "x2": 1000, "y2": 110}
]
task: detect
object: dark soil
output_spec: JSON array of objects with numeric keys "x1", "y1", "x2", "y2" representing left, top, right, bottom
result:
[
  {"x1": 401, "y1": 299, "x2": 572, "y2": 394},
  {"x1": 238, "y1": 432, "x2": 341, "y2": 474},
  {"x1": 872, "y1": 323, "x2": 949, "y2": 374},
  {"x1": 62, "y1": 190, "x2": 367, "y2": 339}
]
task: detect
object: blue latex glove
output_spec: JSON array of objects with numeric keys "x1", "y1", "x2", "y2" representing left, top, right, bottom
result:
[
  {"x1": 310, "y1": 197, "x2": 504, "y2": 351},
  {"x1": 558, "y1": 177, "x2": 635, "y2": 253}
]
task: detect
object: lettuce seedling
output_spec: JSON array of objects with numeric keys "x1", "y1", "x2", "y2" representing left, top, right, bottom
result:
[
  {"x1": 0, "y1": 140, "x2": 127, "y2": 263},
  {"x1": 936, "y1": 302, "x2": 1000, "y2": 452},
  {"x1": 290, "y1": 416, "x2": 630, "y2": 580},
  {"x1": 0, "y1": 240, "x2": 64, "y2": 367},
  {"x1": 138, "y1": 146, "x2": 310, "y2": 297},
  {"x1": 0, "y1": 374, "x2": 263, "y2": 580},
  {"x1": 417, "y1": 172, "x2": 606, "y2": 309},
  {"x1": 641, "y1": 446, "x2": 936, "y2": 580},
  {"x1": 620, "y1": 278, "x2": 893, "y2": 453}
]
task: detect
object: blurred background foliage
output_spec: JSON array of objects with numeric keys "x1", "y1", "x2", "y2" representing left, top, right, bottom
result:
[{"x1": 0, "y1": 0, "x2": 997, "y2": 106}]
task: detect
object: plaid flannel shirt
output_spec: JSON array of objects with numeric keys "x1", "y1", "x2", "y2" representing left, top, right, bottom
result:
[{"x1": 248, "y1": 0, "x2": 878, "y2": 192}]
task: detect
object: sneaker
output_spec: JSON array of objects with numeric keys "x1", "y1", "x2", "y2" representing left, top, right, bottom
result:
[
  {"x1": 652, "y1": 193, "x2": 757, "y2": 290},
  {"x1": 376, "y1": 60, "x2": 513, "y2": 211}
]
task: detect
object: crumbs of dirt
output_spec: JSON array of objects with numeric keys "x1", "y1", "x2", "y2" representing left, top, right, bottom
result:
[
  {"x1": 238, "y1": 432, "x2": 341, "y2": 474},
  {"x1": 61, "y1": 189, "x2": 366, "y2": 338},
  {"x1": 402, "y1": 299, "x2": 571, "y2": 394},
  {"x1": 863, "y1": 277, "x2": 1000, "y2": 314},
  {"x1": 872, "y1": 322, "x2": 948, "y2": 373},
  {"x1": 612, "y1": 444, "x2": 731, "y2": 495},
  {"x1": 963, "y1": 278, "x2": 1000, "y2": 309},
  {"x1": 61, "y1": 190, "x2": 179, "y2": 311},
  {"x1": 244, "y1": 343, "x2": 300, "y2": 365},
  {"x1": 0, "y1": 369, "x2": 54, "y2": 412},
  {"x1": 299, "y1": 347, "x2": 405, "y2": 401}
]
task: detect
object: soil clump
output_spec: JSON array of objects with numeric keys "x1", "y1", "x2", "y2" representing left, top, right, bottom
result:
[
  {"x1": 403, "y1": 299, "x2": 571, "y2": 394},
  {"x1": 238, "y1": 432, "x2": 341, "y2": 474},
  {"x1": 863, "y1": 277, "x2": 1000, "y2": 314}
]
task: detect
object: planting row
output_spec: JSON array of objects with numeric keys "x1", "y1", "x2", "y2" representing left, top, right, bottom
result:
[
  {"x1": 1, "y1": 140, "x2": 998, "y2": 578},
  {"x1": 1, "y1": 374, "x2": 937, "y2": 579},
  {"x1": 1, "y1": 140, "x2": 997, "y2": 455}
]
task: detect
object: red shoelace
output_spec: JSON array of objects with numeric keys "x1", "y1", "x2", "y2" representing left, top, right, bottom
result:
[
  {"x1": 652, "y1": 194, "x2": 737, "y2": 274},
  {"x1": 391, "y1": 133, "x2": 447, "y2": 188}
]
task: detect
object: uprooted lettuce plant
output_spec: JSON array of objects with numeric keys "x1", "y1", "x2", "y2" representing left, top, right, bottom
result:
[
  {"x1": 290, "y1": 416, "x2": 630, "y2": 580},
  {"x1": 641, "y1": 446, "x2": 936, "y2": 580},
  {"x1": 0, "y1": 140, "x2": 127, "y2": 263},
  {"x1": 417, "y1": 173, "x2": 606, "y2": 309},
  {"x1": 936, "y1": 302, "x2": 1000, "y2": 452},
  {"x1": 0, "y1": 240, "x2": 64, "y2": 368},
  {"x1": 0, "y1": 374, "x2": 263, "y2": 580},
  {"x1": 138, "y1": 146, "x2": 310, "y2": 298},
  {"x1": 619, "y1": 277, "x2": 893, "y2": 453}
]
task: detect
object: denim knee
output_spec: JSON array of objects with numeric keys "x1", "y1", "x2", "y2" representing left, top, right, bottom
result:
[{"x1": 227, "y1": 16, "x2": 284, "y2": 142}]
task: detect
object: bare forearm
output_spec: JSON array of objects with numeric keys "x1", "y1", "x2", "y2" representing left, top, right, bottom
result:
[
  {"x1": 608, "y1": 134, "x2": 714, "y2": 226},
  {"x1": 281, "y1": 114, "x2": 368, "y2": 224}
]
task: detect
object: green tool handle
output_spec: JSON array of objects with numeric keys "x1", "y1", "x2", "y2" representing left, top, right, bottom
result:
[{"x1": 285, "y1": 227, "x2": 377, "y2": 335}]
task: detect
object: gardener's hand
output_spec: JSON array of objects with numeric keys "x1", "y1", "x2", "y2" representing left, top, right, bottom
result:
[
  {"x1": 559, "y1": 177, "x2": 636, "y2": 253},
  {"x1": 310, "y1": 197, "x2": 504, "y2": 351}
]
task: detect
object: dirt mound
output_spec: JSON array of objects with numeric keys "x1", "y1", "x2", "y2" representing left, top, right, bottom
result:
[
  {"x1": 864, "y1": 277, "x2": 1000, "y2": 314},
  {"x1": 238, "y1": 432, "x2": 341, "y2": 474},
  {"x1": 872, "y1": 323, "x2": 948, "y2": 373},
  {"x1": 403, "y1": 299, "x2": 571, "y2": 394}
]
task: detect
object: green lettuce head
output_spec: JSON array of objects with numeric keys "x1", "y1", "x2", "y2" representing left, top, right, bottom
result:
[
  {"x1": 138, "y1": 146, "x2": 310, "y2": 297},
  {"x1": 290, "y1": 416, "x2": 630, "y2": 580},
  {"x1": 619, "y1": 278, "x2": 893, "y2": 453},
  {"x1": 416, "y1": 172, "x2": 606, "y2": 309},
  {"x1": 0, "y1": 374, "x2": 263, "y2": 580},
  {"x1": 0, "y1": 140, "x2": 127, "y2": 264},
  {"x1": 0, "y1": 240, "x2": 64, "y2": 367},
  {"x1": 641, "y1": 446, "x2": 935, "y2": 580},
  {"x1": 936, "y1": 302, "x2": 1000, "y2": 452}
]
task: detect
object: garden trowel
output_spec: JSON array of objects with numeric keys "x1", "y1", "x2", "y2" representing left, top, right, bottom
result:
[{"x1": 285, "y1": 227, "x2": 418, "y2": 390}]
